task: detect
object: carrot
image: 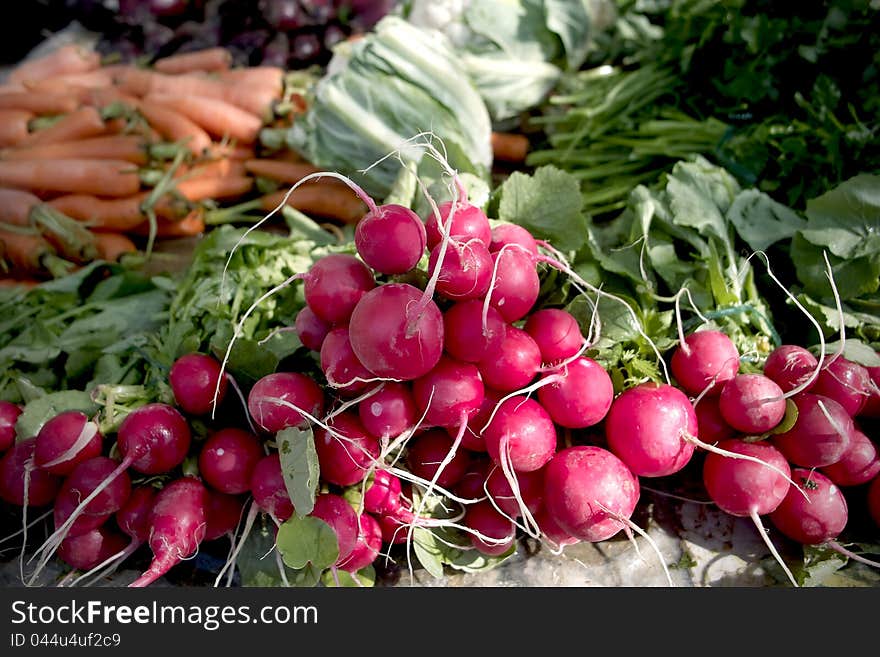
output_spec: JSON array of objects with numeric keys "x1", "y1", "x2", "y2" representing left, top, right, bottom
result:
[
  {"x1": 92, "y1": 231, "x2": 137, "y2": 262},
  {"x1": 177, "y1": 159, "x2": 248, "y2": 181},
  {"x1": 167, "y1": 175, "x2": 254, "y2": 204},
  {"x1": 131, "y1": 209, "x2": 206, "y2": 238},
  {"x1": 23, "y1": 106, "x2": 108, "y2": 146},
  {"x1": 0, "y1": 159, "x2": 141, "y2": 197},
  {"x1": 0, "y1": 277, "x2": 39, "y2": 289},
  {"x1": 9, "y1": 44, "x2": 101, "y2": 85},
  {"x1": 28, "y1": 203, "x2": 99, "y2": 263},
  {"x1": 83, "y1": 86, "x2": 141, "y2": 109},
  {"x1": 0, "y1": 110, "x2": 34, "y2": 147},
  {"x1": 2, "y1": 135, "x2": 149, "y2": 165},
  {"x1": 0, "y1": 188, "x2": 40, "y2": 225},
  {"x1": 145, "y1": 93, "x2": 263, "y2": 144},
  {"x1": 206, "y1": 143, "x2": 255, "y2": 161},
  {"x1": 259, "y1": 185, "x2": 367, "y2": 225},
  {"x1": 217, "y1": 66, "x2": 284, "y2": 92},
  {"x1": 0, "y1": 226, "x2": 61, "y2": 276},
  {"x1": 491, "y1": 131, "x2": 530, "y2": 163},
  {"x1": 153, "y1": 48, "x2": 232, "y2": 75},
  {"x1": 136, "y1": 99, "x2": 213, "y2": 155},
  {"x1": 244, "y1": 159, "x2": 322, "y2": 184},
  {"x1": 211, "y1": 83, "x2": 279, "y2": 119},
  {"x1": 0, "y1": 91, "x2": 79, "y2": 115},
  {"x1": 48, "y1": 193, "x2": 152, "y2": 231},
  {"x1": 23, "y1": 69, "x2": 114, "y2": 94}
]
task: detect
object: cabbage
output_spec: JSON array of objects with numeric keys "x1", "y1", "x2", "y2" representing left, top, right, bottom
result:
[
  {"x1": 287, "y1": 16, "x2": 493, "y2": 200},
  {"x1": 405, "y1": 0, "x2": 593, "y2": 123}
]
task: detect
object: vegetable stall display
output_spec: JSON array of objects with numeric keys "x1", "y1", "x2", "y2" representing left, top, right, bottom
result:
[{"x1": 0, "y1": 0, "x2": 879, "y2": 589}]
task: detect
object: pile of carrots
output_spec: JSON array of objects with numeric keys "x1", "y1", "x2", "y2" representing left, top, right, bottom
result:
[{"x1": 0, "y1": 42, "x2": 531, "y2": 286}]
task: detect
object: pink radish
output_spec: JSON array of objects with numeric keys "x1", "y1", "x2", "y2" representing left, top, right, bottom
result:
[
  {"x1": 427, "y1": 239, "x2": 493, "y2": 301},
  {"x1": 57, "y1": 526, "x2": 128, "y2": 572},
  {"x1": 464, "y1": 500, "x2": 516, "y2": 556},
  {"x1": 536, "y1": 508, "x2": 579, "y2": 550},
  {"x1": 250, "y1": 454, "x2": 294, "y2": 521},
  {"x1": 363, "y1": 469, "x2": 404, "y2": 516},
  {"x1": 310, "y1": 493, "x2": 359, "y2": 567},
  {"x1": 769, "y1": 469, "x2": 847, "y2": 546},
  {"x1": 169, "y1": 353, "x2": 228, "y2": 416},
  {"x1": 204, "y1": 491, "x2": 245, "y2": 542},
  {"x1": 524, "y1": 309, "x2": 585, "y2": 364},
  {"x1": 483, "y1": 396, "x2": 557, "y2": 473},
  {"x1": 33, "y1": 410, "x2": 102, "y2": 477},
  {"x1": 348, "y1": 283, "x2": 444, "y2": 381},
  {"x1": 337, "y1": 512, "x2": 382, "y2": 573},
  {"x1": 303, "y1": 253, "x2": 375, "y2": 324},
  {"x1": 412, "y1": 355, "x2": 484, "y2": 428},
  {"x1": 489, "y1": 223, "x2": 537, "y2": 258},
  {"x1": 294, "y1": 305, "x2": 331, "y2": 352},
  {"x1": 453, "y1": 388, "x2": 503, "y2": 452},
  {"x1": 454, "y1": 458, "x2": 492, "y2": 500},
  {"x1": 443, "y1": 299, "x2": 507, "y2": 364},
  {"x1": 117, "y1": 402, "x2": 191, "y2": 474},
  {"x1": 406, "y1": 429, "x2": 471, "y2": 489},
  {"x1": 542, "y1": 445, "x2": 640, "y2": 542},
  {"x1": 605, "y1": 382, "x2": 697, "y2": 478},
  {"x1": 860, "y1": 361, "x2": 880, "y2": 417},
  {"x1": 485, "y1": 465, "x2": 544, "y2": 518},
  {"x1": 320, "y1": 327, "x2": 374, "y2": 395},
  {"x1": 538, "y1": 357, "x2": 614, "y2": 429},
  {"x1": 820, "y1": 428, "x2": 880, "y2": 487},
  {"x1": 0, "y1": 438, "x2": 60, "y2": 506},
  {"x1": 198, "y1": 428, "x2": 263, "y2": 495},
  {"x1": 763, "y1": 344, "x2": 819, "y2": 393},
  {"x1": 247, "y1": 371, "x2": 325, "y2": 433},
  {"x1": 694, "y1": 395, "x2": 736, "y2": 443},
  {"x1": 478, "y1": 326, "x2": 541, "y2": 392},
  {"x1": 670, "y1": 330, "x2": 740, "y2": 396},
  {"x1": 355, "y1": 203, "x2": 426, "y2": 275},
  {"x1": 811, "y1": 356, "x2": 873, "y2": 417},
  {"x1": 486, "y1": 247, "x2": 540, "y2": 323},
  {"x1": 425, "y1": 200, "x2": 492, "y2": 250},
  {"x1": 358, "y1": 382, "x2": 416, "y2": 440},
  {"x1": 0, "y1": 401, "x2": 22, "y2": 454},
  {"x1": 718, "y1": 373, "x2": 787, "y2": 434},
  {"x1": 314, "y1": 412, "x2": 380, "y2": 487},
  {"x1": 129, "y1": 476, "x2": 208, "y2": 587},
  {"x1": 773, "y1": 393, "x2": 854, "y2": 468}
]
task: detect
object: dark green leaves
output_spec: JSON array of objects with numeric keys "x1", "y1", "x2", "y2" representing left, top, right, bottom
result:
[{"x1": 276, "y1": 426, "x2": 320, "y2": 517}]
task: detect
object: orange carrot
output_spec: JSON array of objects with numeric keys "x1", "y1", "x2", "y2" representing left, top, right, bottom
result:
[
  {"x1": 136, "y1": 99, "x2": 213, "y2": 155},
  {"x1": 92, "y1": 231, "x2": 137, "y2": 262},
  {"x1": 0, "y1": 226, "x2": 58, "y2": 275},
  {"x1": 0, "y1": 91, "x2": 79, "y2": 115},
  {"x1": 206, "y1": 143, "x2": 255, "y2": 161},
  {"x1": 48, "y1": 193, "x2": 152, "y2": 231},
  {"x1": 0, "y1": 276, "x2": 39, "y2": 289},
  {"x1": 0, "y1": 188, "x2": 40, "y2": 225},
  {"x1": 177, "y1": 159, "x2": 248, "y2": 181},
  {"x1": 3, "y1": 135, "x2": 149, "y2": 165},
  {"x1": 217, "y1": 66, "x2": 284, "y2": 92},
  {"x1": 82, "y1": 86, "x2": 141, "y2": 109},
  {"x1": 131, "y1": 209, "x2": 206, "y2": 238},
  {"x1": 23, "y1": 106, "x2": 108, "y2": 146},
  {"x1": 259, "y1": 185, "x2": 367, "y2": 225},
  {"x1": 153, "y1": 48, "x2": 232, "y2": 75},
  {"x1": 145, "y1": 93, "x2": 263, "y2": 144},
  {"x1": 0, "y1": 159, "x2": 141, "y2": 197},
  {"x1": 169, "y1": 175, "x2": 254, "y2": 203},
  {"x1": 23, "y1": 70, "x2": 115, "y2": 95},
  {"x1": 491, "y1": 132, "x2": 530, "y2": 163},
  {"x1": 212, "y1": 83, "x2": 279, "y2": 119},
  {"x1": 9, "y1": 44, "x2": 101, "y2": 85},
  {"x1": 0, "y1": 110, "x2": 34, "y2": 147},
  {"x1": 244, "y1": 159, "x2": 322, "y2": 184}
]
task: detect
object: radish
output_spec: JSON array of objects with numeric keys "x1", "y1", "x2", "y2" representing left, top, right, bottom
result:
[
  {"x1": 485, "y1": 465, "x2": 544, "y2": 518},
  {"x1": 773, "y1": 393, "x2": 854, "y2": 468},
  {"x1": 478, "y1": 326, "x2": 541, "y2": 392},
  {"x1": 542, "y1": 446, "x2": 640, "y2": 542},
  {"x1": 483, "y1": 396, "x2": 557, "y2": 474},
  {"x1": 427, "y1": 239, "x2": 493, "y2": 301},
  {"x1": 302, "y1": 253, "x2": 375, "y2": 324},
  {"x1": 670, "y1": 329, "x2": 740, "y2": 396},
  {"x1": 310, "y1": 492, "x2": 359, "y2": 567},
  {"x1": 820, "y1": 428, "x2": 880, "y2": 487},
  {"x1": 425, "y1": 200, "x2": 492, "y2": 250},
  {"x1": 337, "y1": 512, "x2": 382, "y2": 573},
  {"x1": 454, "y1": 458, "x2": 492, "y2": 500},
  {"x1": 52, "y1": 489, "x2": 110, "y2": 540},
  {"x1": 455, "y1": 387, "x2": 503, "y2": 452},
  {"x1": 117, "y1": 402, "x2": 192, "y2": 474},
  {"x1": 0, "y1": 400, "x2": 22, "y2": 454},
  {"x1": 54, "y1": 457, "x2": 131, "y2": 532},
  {"x1": 464, "y1": 500, "x2": 516, "y2": 556},
  {"x1": 489, "y1": 223, "x2": 537, "y2": 258},
  {"x1": 405, "y1": 429, "x2": 471, "y2": 489},
  {"x1": 810, "y1": 356, "x2": 873, "y2": 417},
  {"x1": 0, "y1": 438, "x2": 60, "y2": 506},
  {"x1": 860, "y1": 361, "x2": 880, "y2": 417},
  {"x1": 348, "y1": 283, "x2": 444, "y2": 381},
  {"x1": 320, "y1": 327, "x2": 374, "y2": 395},
  {"x1": 443, "y1": 299, "x2": 507, "y2": 364},
  {"x1": 355, "y1": 203, "x2": 426, "y2": 275},
  {"x1": 57, "y1": 526, "x2": 128, "y2": 572},
  {"x1": 605, "y1": 382, "x2": 697, "y2": 477},
  {"x1": 358, "y1": 382, "x2": 416, "y2": 440},
  {"x1": 294, "y1": 305, "x2": 331, "y2": 352},
  {"x1": 169, "y1": 353, "x2": 228, "y2": 416},
  {"x1": 536, "y1": 508, "x2": 579, "y2": 550},
  {"x1": 763, "y1": 344, "x2": 819, "y2": 393},
  {"x1": 33, "y1": 410, "x2": 102, "y2": 477},
  {"x1": 250, "y1": 454, "x2": 294, "y2": 521},
  {"x1": 694, "y1": 395, "x2": 736, "y2": 443},
  {"x1": 486, "y1": 246, "x2": 540, "y2": 323},
  {"x1": 363, "y1": 469, "x2": 404, "y2": 515},
  {"x1": 701, "y1": 438, "x2": 798, "y2": 586},
  {"x1": 378, "y1": 507, "x2": 415, "y2": 546},
  {"x1": 129, "y1": 476, "x2": 208, "y2": 587},
  {"x1": 314, "y1": 412, "x2": 380, "y2": 487},
  {"x1": 204, "y1": 491, "x2": 245, "y2": 542},
  {"x1": 198, "y1": 428, "x2": 264, "y2": 495},
  {"x1": 537, "y1": 357, "x2": 614, "y2": 429},
  {"x1": 247, "y1": 371, "x2": 325, "y2": 433},
  {"x1": 769, "y1": 469, "x2": 848, "y2": 546},
  {"x1": 718, "y1": 373, "x2": 787, "y2": 434},
  {"x1": 524, "y1": 309, "x2": 585, "y2": 364},
  {"x1": 412, "y1": 355, "x2": 484, "y2": 428}
]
